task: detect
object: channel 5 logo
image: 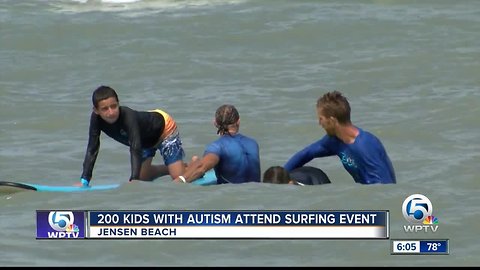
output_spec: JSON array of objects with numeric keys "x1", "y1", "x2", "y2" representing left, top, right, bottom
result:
[
  {"x1": 402, "y1": 194, "x2": 439, "y2": 233},
  {"x1": 48, "y1": 211, "x2": 79, "y2": 235}
]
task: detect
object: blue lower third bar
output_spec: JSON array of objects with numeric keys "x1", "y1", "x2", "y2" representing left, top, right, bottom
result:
[{"x1": 419, "y1": 240, "x2": 449, "y2": 254}]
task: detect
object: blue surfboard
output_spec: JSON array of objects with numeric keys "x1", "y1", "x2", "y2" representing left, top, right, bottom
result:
[
  {"x1": 0, "y1": 169, "x2": 216, "y2": 195},
  {"x1": 191, "y1": 169, "x2": 217, "y2": 186},
  {"x1": 0, "y1": 181, "x2": 120, "y2": 193}
]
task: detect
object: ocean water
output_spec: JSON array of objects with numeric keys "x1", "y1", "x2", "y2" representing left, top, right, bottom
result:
[{"x1": 1, "y1": 0, "x2": 479, "y2": 266}]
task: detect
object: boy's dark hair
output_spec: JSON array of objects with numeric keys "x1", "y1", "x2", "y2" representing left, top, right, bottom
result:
[
  {"x1": 92, "y1": 85, "x2": 119, "y2": 108},
  {"x1": 263, "y1": 166, "x2": 290, "y2": 184}
]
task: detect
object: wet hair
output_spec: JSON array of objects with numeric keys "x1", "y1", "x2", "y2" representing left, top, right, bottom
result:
[
  {"x1": 92, "y1": 85, "x2": 119, "y2": 108},
  {"x1": 263, "y1": 166, "x2": 291, "y2": 184},
  {"x1": 215, "y1": 104, "x2": 240, "y2": 135},
  {"x1": 316, "y1": 90, "x2": 351, "y2": 124}
]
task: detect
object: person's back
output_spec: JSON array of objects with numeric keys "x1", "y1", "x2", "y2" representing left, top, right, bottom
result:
[
  {"x1": 263, "y1": 166, "x2": 330, "y2": 185},
  {"x1": 174, "y1": 104, "x2": 261, "y2": 185},
  {"x1": 290, "y1": 166, "x2": 331, "y2": 185},
  {"x1": 206, "y1": 133, "x2": 260, "y2": 184},
  {"x1": 339, "y1": 128, "x2": 395, "y2": 184}
]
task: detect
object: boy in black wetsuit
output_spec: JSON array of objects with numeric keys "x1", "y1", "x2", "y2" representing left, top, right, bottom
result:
[{"x1": 77, "y1": 85, "x2": 185, "y2": 187}]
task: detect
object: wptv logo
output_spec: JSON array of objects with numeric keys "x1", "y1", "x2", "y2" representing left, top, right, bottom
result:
[
  {"x1": 402, "y1": 194, "x2": 439, "y2": 233},
  {"x1": 47, "y1": 211, "x2": 80, "y2": 238}
]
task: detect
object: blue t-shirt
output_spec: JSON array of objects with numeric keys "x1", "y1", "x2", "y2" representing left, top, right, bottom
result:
[
  {"x1": 284, "y1": 128, "x2": 396, "y2": 184},
  {"x1": 204, "y1": 133, "x2": 261, "y2": 184}
]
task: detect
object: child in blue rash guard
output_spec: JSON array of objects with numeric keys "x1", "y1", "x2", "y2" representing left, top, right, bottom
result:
[
  {"x1": 284, "y1": 91, "x2": 396, "y2": 185},
  {"x1": 174, "y1": 104, "x2": 261, "y2": 184}
]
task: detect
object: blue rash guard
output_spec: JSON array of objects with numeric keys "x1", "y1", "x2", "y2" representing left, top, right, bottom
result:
[
  {"x1": 204, "y1": 133, "x2": 261, "y2": 184},
  {"x1": 284, "y1": 128, "x2": 396, "y2": 184}
]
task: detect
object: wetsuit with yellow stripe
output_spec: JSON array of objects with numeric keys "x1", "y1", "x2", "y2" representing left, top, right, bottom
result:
[{"x1": 81, "y1": 106, "x2": 184, "y2": 182}]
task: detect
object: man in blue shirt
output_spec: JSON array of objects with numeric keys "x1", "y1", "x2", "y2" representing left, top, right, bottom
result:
[
  {"x1": 284, "y1": 91, "x2": 396, "y2": 184},
  {"x1": 174, "y1": 104, "x2": 261, "y2": 184}
]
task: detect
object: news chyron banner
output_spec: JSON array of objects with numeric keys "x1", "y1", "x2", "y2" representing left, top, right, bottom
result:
[{"x1": 37, "y1": 210, "x2": 389, "y2": 239}]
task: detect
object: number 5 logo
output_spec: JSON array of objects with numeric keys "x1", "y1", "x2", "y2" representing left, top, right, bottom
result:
[
  {"x1": 48, "y1": 211, "x2": 74, "y2": 231},
  {"x1": 402, "y1": 194, "x2": 433, "y2": 223}
]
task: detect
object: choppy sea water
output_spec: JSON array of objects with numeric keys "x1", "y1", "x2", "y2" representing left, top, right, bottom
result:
[{"x1": 1, "y1": 0, "x2": 479, "y2": 266}]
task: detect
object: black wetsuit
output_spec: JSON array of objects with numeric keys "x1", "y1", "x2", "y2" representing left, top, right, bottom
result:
[
  {"x1": 81, "y1": 106, "x2": 165, "y2": 182},
  {"x1": 289, "y1": 166, "x2": 331, "y2": 185}
]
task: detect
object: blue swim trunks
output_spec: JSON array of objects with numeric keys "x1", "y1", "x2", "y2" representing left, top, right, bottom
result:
[{"x1": 142, "y1": 130, "x2": 185, "y2": 166}]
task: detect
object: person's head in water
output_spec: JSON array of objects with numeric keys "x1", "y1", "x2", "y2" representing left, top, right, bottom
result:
[
  {"x1": 263, "y1": 166, "x2": 331, "y2": 185},
  {"x1": 214, "y1": 104, "x2": 240, "y2": 136},
  {"x1": 92, "y1": 85, "x2": 120, "y2": 124},
  {"x1": 263, "y1": 166, "x2": 297, "y2": 185}
]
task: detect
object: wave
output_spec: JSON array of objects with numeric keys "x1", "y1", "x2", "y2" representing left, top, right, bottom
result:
[{"x1": 47, "y1": 0, "x2": 246, "y2": 15}]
